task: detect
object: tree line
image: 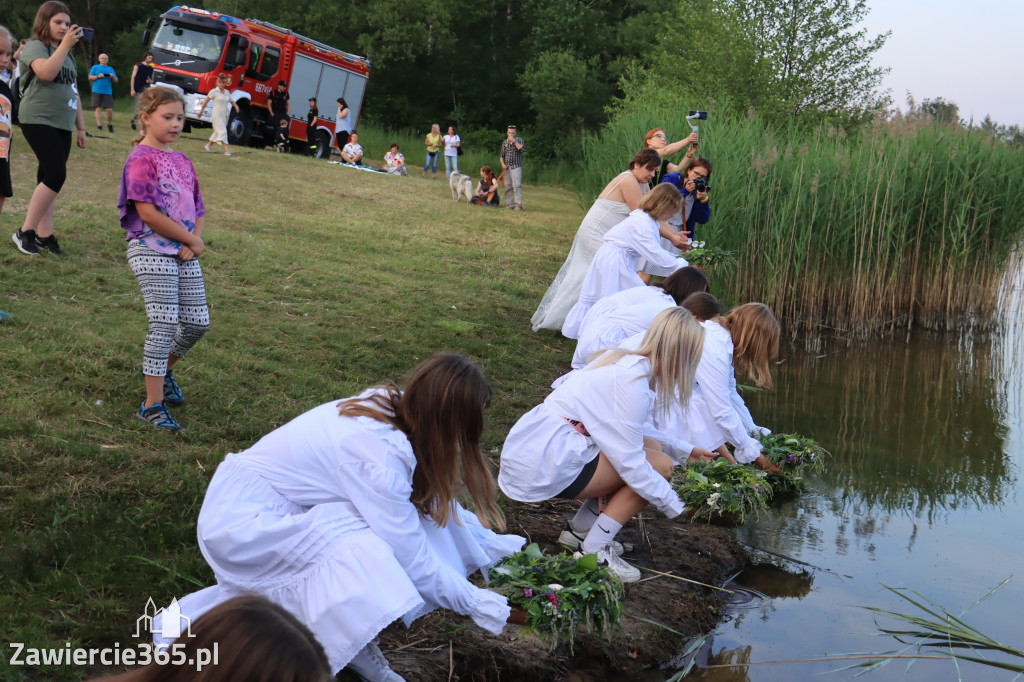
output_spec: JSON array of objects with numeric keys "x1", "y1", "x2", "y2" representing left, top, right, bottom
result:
[{"x1": 5, "y1": 0, "x2": 1020, "y2": 155}]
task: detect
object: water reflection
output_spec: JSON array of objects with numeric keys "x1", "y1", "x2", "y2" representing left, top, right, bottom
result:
[{"x1": 750, "y1": 329, "x2": 1015, "y2": 520}]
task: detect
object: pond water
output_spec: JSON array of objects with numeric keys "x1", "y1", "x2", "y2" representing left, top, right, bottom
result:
[{"x1": 674, "y1": 264, "x2": 1024, "y2": 680}]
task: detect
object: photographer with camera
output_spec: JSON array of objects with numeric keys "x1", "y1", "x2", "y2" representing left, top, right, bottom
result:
[{"x1": 637, "y1": 158, "x2": 712, "y2": 274}]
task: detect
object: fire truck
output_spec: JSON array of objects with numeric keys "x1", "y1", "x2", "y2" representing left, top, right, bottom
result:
[{"x1": 143, "y1": 6, "x2": 370, "y2": 157}]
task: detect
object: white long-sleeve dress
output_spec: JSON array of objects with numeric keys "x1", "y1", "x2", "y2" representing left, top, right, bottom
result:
[
  {"x1": 154, "y1": 395, "x2": 523, "y2": 674},
  {"x1": 499, "y1": 353, "x2": 685, "y2": 518},
  {"x1": 206, "y1": 87, "x2": 231, "y2": 144},
  {"x1": 531, "y1": 172, "x2": 645, "y2": 333},
  {"x1": 561, "y1": 209, "x2": 688, "y2": 339},
  {"x1": 662, "y1": 321, "x2": 765, "y2": 463},
  {"x1": 571, "y1": 286, "x2": 677, "y2": 369}
]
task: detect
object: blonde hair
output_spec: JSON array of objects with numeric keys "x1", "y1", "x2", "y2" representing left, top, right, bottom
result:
[
  {"x1": 589, "y1": 307, "x2": 704, "y2": 411},
  {"x1": 639, "y1": 183, "x2": 682, "y2": 220},
  {"x1": 722, "y1": 303, "x2": 780, "y2": 388},
  {"x1": 337, "y1": 354, "x2": 504, "y2": 531},
  {"x1": 131, "y1": 86, "x2": 186, "y2": 146}
]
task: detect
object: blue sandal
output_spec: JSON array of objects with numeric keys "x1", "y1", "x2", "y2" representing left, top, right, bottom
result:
[
  {"x1": 137, "y1": 402, "x2": 183, "y2": 432},
  {"x1": 163, "y1": 370, "x2": 185, "y2": 406}
]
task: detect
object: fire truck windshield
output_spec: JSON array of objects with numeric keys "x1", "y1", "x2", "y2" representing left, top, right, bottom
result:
[{"x1": 151, "y1": 21, "x2": 226, "y2": 73}]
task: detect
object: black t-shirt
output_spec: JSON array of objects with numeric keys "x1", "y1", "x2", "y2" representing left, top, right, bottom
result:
[
  {"x1": 269, "y1": 89, "x2": 289, "y2": 120},
  {"x1": 133, "y1": 62, "x2": 153, "y2": 93},
  {"x1": 306, "y1": 105, "x2": 318, "y2": 127}
]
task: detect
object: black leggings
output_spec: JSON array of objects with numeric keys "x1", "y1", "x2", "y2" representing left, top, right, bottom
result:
[{"x1": 21, "y1": 124, "x2": 72, "y2": 193}]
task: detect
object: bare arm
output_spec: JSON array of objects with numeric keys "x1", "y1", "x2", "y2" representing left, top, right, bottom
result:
[
  {"x1": 31, "y1": 28, "x2": 80, "y2": 82},
  {"x1": 74, "y1": 95, "x2": 87, "y2": 148},
  {"x1": 136, "y1": 202, "x2": 204, "y2": 257},
  {"x1": 130, "y1": 65, "x2": 139, "y2": 96},
  {"x1": 657, "y1": 132, "x2": 698, "y2": 159}
]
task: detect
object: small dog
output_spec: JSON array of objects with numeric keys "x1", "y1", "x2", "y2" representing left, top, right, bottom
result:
[{"x1": 449, "y1": 172, "x2": 474, "y2": 203}]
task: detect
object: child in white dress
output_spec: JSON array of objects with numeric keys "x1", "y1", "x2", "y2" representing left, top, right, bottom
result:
[
  {"x1": 499, "y1": 308, "x2": 704, "y2": 583},
  {"x1": 562, "y1": 183, "x2": 690, "y2": 339},
  {"x1": 154, "y1": 355, "x2": 524, "y2": 682}
]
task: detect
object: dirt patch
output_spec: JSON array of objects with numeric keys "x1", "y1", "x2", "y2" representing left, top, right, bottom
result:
[{"x1": 349, "y1": 500, "x2": 749, "y2": 681}]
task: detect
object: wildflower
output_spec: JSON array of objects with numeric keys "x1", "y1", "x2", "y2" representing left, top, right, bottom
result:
[
  {"x1": 707, "y1": 492, "x2": 722, "y2": 508},
  {"x1": 524, "y1": 588, "x2": 533, "y2": 598},
  {"x1": 712, "y1": 482, "x2": 721, "y2": 488}
]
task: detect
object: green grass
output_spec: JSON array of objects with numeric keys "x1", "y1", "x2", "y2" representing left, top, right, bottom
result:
[{"x1": 0, "y1": 109, "x2": 583, "y2": 680}]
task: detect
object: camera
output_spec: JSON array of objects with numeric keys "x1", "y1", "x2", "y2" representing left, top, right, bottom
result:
[
  {"x1": 80, "y1": 27, "x2": 94, "y2": 41},
  {"x1": 692, "y1": 176, "x2": 709, "y2": 193}
]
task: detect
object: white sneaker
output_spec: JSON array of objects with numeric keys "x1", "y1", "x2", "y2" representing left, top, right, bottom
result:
[
  {"x1": 347, "y1": 639, "x2": 407, "y2": 682},
  {"x1": 575, "y1": 546, "x2": 641, "y2": 583},
  {"x1": 558, "y1": 524, "x2": 625, "y2": 556}
]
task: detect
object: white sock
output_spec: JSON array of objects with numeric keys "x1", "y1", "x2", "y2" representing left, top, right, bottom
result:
[
  {"x1": 347, "y1": 640, "x2": 393, "y2": 682},
  {"x1": 569, "y1": 498, "x2": 602, "y2": 533},
  {"x1": 582, "y1": 513, "x2": 623, "y2": 554}
]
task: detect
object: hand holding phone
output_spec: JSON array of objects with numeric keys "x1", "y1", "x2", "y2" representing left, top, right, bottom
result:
[{"x1": 80, "y1": 27, "x2": 94, "y2": 41}]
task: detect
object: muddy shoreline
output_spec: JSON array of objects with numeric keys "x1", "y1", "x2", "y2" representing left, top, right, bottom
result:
[{"x1": 354, "y1": 500, "x2": 749, "y2": 681}]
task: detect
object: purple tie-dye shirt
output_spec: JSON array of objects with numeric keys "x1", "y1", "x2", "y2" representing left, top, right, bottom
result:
[{"x1": 118, "y1": 145, "x2": 205, "y2": 255}]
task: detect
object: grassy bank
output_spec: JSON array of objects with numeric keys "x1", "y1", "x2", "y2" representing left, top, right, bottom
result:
[
  {"x1": 0, "y1": 110, "x2": 586, "y2": 679},
  {"x1": 581, "y1": 101, "x2": 1024, "y2": 335}
]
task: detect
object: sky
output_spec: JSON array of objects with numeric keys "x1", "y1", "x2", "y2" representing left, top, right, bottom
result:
[{"x1": 865, "y1": 0, "x2": 1024, "y2": 128}]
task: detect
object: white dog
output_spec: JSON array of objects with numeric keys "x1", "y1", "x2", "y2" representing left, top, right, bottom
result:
[{"x1": 449, "y1": 172, "x2": 474, "y2": 203}]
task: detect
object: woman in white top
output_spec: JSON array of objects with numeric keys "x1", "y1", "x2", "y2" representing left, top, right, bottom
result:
[
  {"x1": 674, "y1": 302, "x2": 781, "y2": 472},
  {"x1": 441, "y1": 125, "x2": 460, "y2": 177},
  {"x1": 571, "y1": 266, "x2": 709, "y2": 369},
  {"x1": 500, "y1": 307, "x2": 703, "y2": 583},
  {"x1": 561, "y1": 184, "x2": 689, "y2": 339},
  {"x1": 531, "y1": 149, "x2": 663, "y2": 333},
  {"x1": 156, "y1": 355, "x2": 524, "y2": 682},
  {"x1": 200, "y1": 73, "x2": 239, "y2": 155}
]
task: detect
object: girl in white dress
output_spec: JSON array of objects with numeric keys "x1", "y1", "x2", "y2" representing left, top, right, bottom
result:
[
  {"x1": 561, "y1": 184, "x2": 689, "y2": 339},
  {"x1": 672, "y1": 302, "x2": 782, "y2": 472},
  {"x1": 154, "y1": 354, "x2": 524, "y2": 682},
  {"x1": 531, "y1": 149, "x2": 663, "y2": 333},
  {"x1": 200, "y1": 73, "x2": 239, "y2": 155},
  {"x1": 571, "y1": 266, "x2": 708, "y2": 369},
  {"x1": 500, "y1": 307, "x2": 704, "y2": 583}
]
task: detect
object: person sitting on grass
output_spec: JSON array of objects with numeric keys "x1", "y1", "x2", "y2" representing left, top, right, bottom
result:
[
  {"x1": 340, "y1": 131, "x2": 362, "y2": 164},
  {"x1": 499, "y1": 307, "x2": 703, "y2": 583},
  {"x1": 382, "y1": 143, "x2": 408, "y2": 175},
  {"x1": 275, "y1": 118, "x2": 288, "y2": 153},
  {"x1": 469, "y1": 165, "x2": 500, "y2": 206}
]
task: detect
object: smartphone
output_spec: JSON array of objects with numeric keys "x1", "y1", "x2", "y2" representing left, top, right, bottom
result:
[{"x1": 80, "y1": 27, "x2": 94, "y2": 41}]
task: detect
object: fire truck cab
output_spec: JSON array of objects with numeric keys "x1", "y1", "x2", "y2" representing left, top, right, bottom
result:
[{"x1": 144, "y1": 6, "x2": 370, "y2": 157}]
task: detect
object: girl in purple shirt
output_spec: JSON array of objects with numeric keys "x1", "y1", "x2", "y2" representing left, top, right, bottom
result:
[{"x1": 117, "y1": 86, "x2": 209, "y2": 432}]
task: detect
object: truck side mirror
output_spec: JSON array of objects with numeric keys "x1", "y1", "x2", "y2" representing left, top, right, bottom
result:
[
  {"x1": 146, "y1": 17, "x2": 156, "y2": 29},
  {"x1": 142, "y1": 29, "x2": 150, "y2": 47}
]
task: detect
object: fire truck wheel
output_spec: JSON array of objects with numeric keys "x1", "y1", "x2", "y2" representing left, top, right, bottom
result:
[
  {"x1": 313, "y1": 130, "x2": 332, "y2": 159},
  {"x1": 228, "y1": 104, "x2": 252, "y2": 147}
]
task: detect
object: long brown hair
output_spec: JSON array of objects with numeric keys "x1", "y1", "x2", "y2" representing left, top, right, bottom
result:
[
  {"x1": 681, "y1": 292, "x2": 722, "y2": 321},
  {"x1": 722, "y1": 303, "x2": 780, "y2": 388},
  {"x1": 656, "y1": 266, "x2": 709, "y2": 304},
  {"x1": 88, "y1": 596, "x2": 331, "y2": 682},
  {"x1": 480, "y1": 165, "x2": 495, "y2": 184},
  {"x1": 132, "y1": 86, "x2": 186, "y2": 146},
  {"x1": 337, "y1": 354, "x2": 504, "y2": 530},
  {"x1": 638, "y1": 182, "x2": 682, "y2": 220},
  {"x1": 32, "y1": 1, "x2": 70, "y2": 43}
]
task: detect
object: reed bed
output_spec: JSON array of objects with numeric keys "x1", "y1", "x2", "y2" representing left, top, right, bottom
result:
[{"x1": 581, "y1": 102, "x2": 1024, "y2": 335}]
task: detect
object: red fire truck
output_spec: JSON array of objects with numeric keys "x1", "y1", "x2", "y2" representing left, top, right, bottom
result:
[{"x1": 143, "y1": 6, "x2": 370, "y2": 157}]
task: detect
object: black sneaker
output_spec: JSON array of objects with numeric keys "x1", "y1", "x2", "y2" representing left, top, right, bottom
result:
[
  {"x1": 97, "y1": 125, "x2": 102, "y2": 131},
  {"x1": 12, "y1": 229, "x2": 40, "y2": 255},
  {"x1": 35, "y1": 234, "x2": 65, "y2": 256},
  {"x1": 108, "y1": 124, "x2": 114, "y2": 133}
]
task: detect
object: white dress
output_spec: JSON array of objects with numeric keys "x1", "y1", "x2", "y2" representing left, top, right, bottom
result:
[
  {"x1": 207, "y1": 87, "x2": 231, "y2": 144},
  {"x1": 499, "y1": 353, "x2": 685, "y2": 517},
  {"x1": 571, "y1": 286, "x2": 677, "y2": 369},
  {"x1": 531, "y1": 173, "x2": 645, "y2": 333},
  {"x1": 664, "y1": 321, "x2": 766, "y2": 463},
  {"x1": 561, "y1": 209, "x2": 689, "y2": 339},
  {"x1": 154, "y1": 396, "x2": 524, "y2": 674}
]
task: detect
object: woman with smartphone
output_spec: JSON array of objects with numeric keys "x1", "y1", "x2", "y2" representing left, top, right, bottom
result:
[{"x1": 11, "y1": 0, "x2": 86, "y2": 257}]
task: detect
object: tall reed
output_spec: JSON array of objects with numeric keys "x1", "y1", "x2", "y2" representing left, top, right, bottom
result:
[{"x1": 581, "y1": 99, "x2": 1024, "y2": 335}]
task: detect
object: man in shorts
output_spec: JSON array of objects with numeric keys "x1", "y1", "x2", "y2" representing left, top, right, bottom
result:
[{"x1": 89, "y1": 54, "x2": 118, "y2": 133}]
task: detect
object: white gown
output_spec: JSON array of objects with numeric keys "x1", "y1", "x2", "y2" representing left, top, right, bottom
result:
[
  {"x1": 571, "y1": 286, "x2": 677, "y2": 369},
  {"x1": 153, "y1": 396, "x2": 524, "y2": 674},
  {"x1": 499, "y1": 353, "x2": 685, "y2": 517},
  {"x1": 207, "y1": 87, "x2": 231, "y2": 144},
  {"x1": 531, "y1": 173, "x2": 644, "y2": 333},
  {"x1": 561, "y1": 209, "x2": 688, "y2": 339}
]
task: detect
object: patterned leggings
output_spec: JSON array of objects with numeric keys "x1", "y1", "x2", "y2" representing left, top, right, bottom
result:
[{"x1": 128, "y1": 240, "x2": 210, "y2": 377}]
